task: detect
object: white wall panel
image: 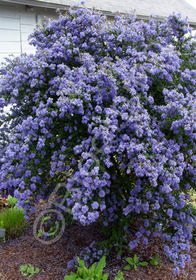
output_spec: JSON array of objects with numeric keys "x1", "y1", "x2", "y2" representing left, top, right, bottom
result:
[
  {"x1": 20, "y1": 13, "x2": 36, "y2": 25},
  {"x1": 21, "y1": 24, "x2": 36, "y2": 34},
  {"x1": 0, "y1": 7, "x2": 20, "y2": 18},
  {"x1": 0, "y1": 42, "x2": 21, "y2": 53},
  {"x1": 0, "y1": 29, "x2": 20, "y2": 42},
  {"x1": 0, "y1": 4, "x2": 20, "y2": 61},
  {"x1": 0, "y1": 17, "x2": 20, "y2": 30},
  {"x1": 0, "y1": 2, "x2": 57, "y2": 62},
  {"x1": 20, "y1": 13, "x2": 37, "y2": 54}
]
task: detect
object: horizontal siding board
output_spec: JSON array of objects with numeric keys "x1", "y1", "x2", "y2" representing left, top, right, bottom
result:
[
  {"x1": 0, "y1": 42, "x2": 21, "y2": 52},
  {"x1": 0, "y1": 18, "x2": 20, "y2": 30},
  {"x1": 0, "y1": 29, "x2": 20, "y2": 42},
  {"x1": 21, "y1": 24, "x2": 36, "y2": 34},
  {"x1": 0, "y1": 7, "x2": 20, "y2": 18},
  {"x1": 20, "y1": 13, "x2": 36, "y2": 25}
]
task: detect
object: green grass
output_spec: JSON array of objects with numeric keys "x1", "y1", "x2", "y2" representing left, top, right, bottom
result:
[
  {"x1": 189, "y1": 189, "x2": 196, "y2": 216},
  {"x1": 0, "y1": 206, "x2": 27, "y2": 238}
]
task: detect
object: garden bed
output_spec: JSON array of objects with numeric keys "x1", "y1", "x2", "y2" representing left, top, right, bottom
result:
[{"x1": 0, "y1": 204, "x2": 196, "y2": 280}]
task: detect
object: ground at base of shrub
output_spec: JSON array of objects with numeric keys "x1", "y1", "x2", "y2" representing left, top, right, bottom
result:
[{"x1": 0, "y1": 204, "x2": 196, "y2": 280}]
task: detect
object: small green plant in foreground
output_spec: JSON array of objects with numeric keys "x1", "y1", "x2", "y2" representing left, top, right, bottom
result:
[
  {"x1": 124, "y1": 254, "x2": 148, "y2": 271},
  {"x1": 114, "y1": 270, "x2": 124, "y2": 280},
  {"x1": 20, "y1": 264, "x2": 40, "y2": 278},
  {"x1": 7, "y1": 195, "x2": 18, "y2": 208},
  {"x1": 149, "y1": 253, "x2": 162, "y2": 268},
  {"x1": 64, "y1": 256, "x2": 109, "y2": 280},
  {"x1": 64, "y1": 256, "x2": 124, "y2": 280},
  {"x1": 0, "y1": 206, "x2": 26, "y2": 238}
]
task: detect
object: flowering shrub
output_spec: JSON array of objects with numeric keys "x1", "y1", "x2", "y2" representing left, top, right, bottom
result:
[{"x1": 0, "y1": 7, "x2": 196, "y2": 274}]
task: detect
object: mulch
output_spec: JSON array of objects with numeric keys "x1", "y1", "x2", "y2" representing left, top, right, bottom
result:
[{"x1": 0, "y1": 200, "x2": 196, "y2": 279}]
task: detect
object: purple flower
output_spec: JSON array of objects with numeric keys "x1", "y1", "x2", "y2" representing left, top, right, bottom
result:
[
  {"x1": 144, "y1": 219, "x2": 149, "y2": 228},
  {"x1": 99, "y1": 190, "x2": 105, "y2": 198},
  {"x1": 129, "y1": 240, "x2": 138, "y2": 250},
  {"x1": 143, "y1": 237, "x2": 148, "y2": 245},
  {"x1": 91, "y1": 201, "x2": 99, "y2": 210},
  {"x1": 81, "y1": 205, "x2": 89, "y2": 213},
  {"x1": 153, "y1": 201, "x2": 160, "y2": 210},
  {"x1": 167, "y1": 209, "x2": 173, "y2": 218},
  {"x1": 67, "y1": 260, "x2": 75, "y2": 269}
]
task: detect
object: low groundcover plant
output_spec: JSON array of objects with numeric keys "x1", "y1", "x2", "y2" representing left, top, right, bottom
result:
[
  {"x1": 0, "y1": 6, "x2": 195, "y2": 275},
  {"x1": 123, "y1": 254, "x2": 148, "y2": 271},
  {"x1": 149, "y1": 253, "x2": 162, "y2": 268},
  {"x1": 64, "y1": 256, "x2": 123, "y2": 280},
  {"x1": 20, "y1": 263, "x2": 40, "y2": 278}
]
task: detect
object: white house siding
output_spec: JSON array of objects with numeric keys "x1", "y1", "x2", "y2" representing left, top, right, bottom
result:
[
  {"x1": 0, "y1": 5, "x2": 21, "y2": 61},
  {"x1": 20, "y1": 12, "x2": 37, "y2": 55},
  {"x1": 0, "y1": 2, "x2": 57, "y2": 63}
]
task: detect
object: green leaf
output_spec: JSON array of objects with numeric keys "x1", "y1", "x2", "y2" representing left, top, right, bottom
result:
[
  {"x1": 20, "y1": 264, "x2": 39, "y2": 278},
  {"x1": 78, "y1": 258, "x2": 86, "y2": 269},
  {"x1": 125, "y1": 257, "x2": 134, "y2": 265},
  {"x1": 123, "y1": 265, "x2": 131, "y2": 270},
  {"x1": 133, "y1": 264, "x2": 138, "y2": 270},
  {"x1": 114, "y1": 271, "x2": 124, "y2": 280},
  {"x1": 20, "y1": 265, "x2": 27, "y2": 271},
  {"x1": 149, "y1": 253, "x2": 162, "y2": 267},
  {"x1": 77, "y1": 266, "x2": 88, "y2": 277},
  {"x1": 139, "y1": 261, "x2": 148, "y2": 267},
  {"x1": 41, "y1": 216, "x2": 50, "y2": 222},
  {"x1": 133, "y1": 254, "x2": 139, "y2": 263},
  {"x1": 89, "y1": 262, "x2": 96, "y2": 275},
  {"x1": 102, "y1": 273, "x2": 109, "y2": 280},
  {"x1": 37, "y1": 229, "x2": 44, "y2": 237},
  {"x1": 27, "y1": 265, "x2": 34, "y2": 273},
  {"x1": 94, "y1": 256, "x2": 106, "y2": 275},
  {"x1": 64, "y1": 257, "x2": 108, "y2": 280},
  {"x1": 35, "y1": 268, "x2": 40, "y2": 273},
  {"x1": 64, "y1": 274, "x2": 77, "y2": 280}
]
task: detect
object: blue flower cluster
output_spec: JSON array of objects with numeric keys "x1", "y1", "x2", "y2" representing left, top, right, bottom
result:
[{"x1": 0, "y1": 7, "x2": 195, "y2": 274}]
